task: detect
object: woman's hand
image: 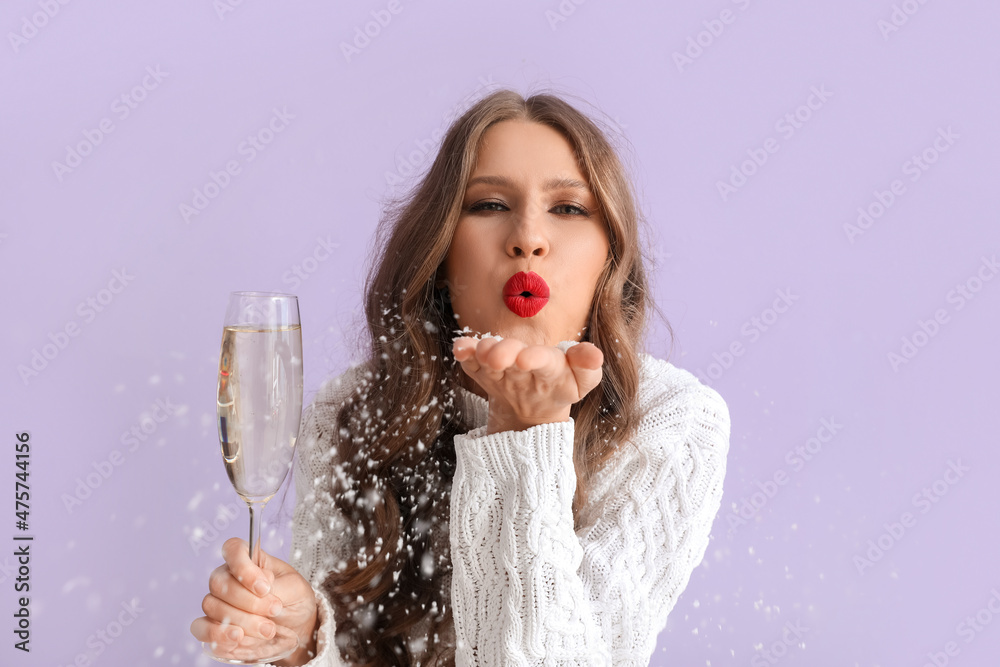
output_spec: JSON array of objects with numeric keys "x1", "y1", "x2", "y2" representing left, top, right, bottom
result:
[
  {"x1": 190, "y1": 537, "x2": 318, "y2": 665},
  {"x1": 453, "y1": 336, "x2": 604, "y2": 434}
]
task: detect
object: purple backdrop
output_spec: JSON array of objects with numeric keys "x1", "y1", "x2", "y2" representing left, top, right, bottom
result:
[{"x1": 2, "y1": 1, "x2": 999, "y2": 665}]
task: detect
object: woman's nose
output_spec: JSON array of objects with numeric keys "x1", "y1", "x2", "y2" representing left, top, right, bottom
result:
[{"x1": 506, "y1": 201, "x2": 549, "y2": 258}]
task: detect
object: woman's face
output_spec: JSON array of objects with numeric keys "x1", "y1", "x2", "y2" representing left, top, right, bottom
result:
[{"x1": 441, "y1": 119, "x2": 610, "y2": 349}]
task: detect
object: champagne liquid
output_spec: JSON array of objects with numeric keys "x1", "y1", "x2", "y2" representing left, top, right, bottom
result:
[{"x1": 217, "y1": 325, "x2": 303, "y2": 504}]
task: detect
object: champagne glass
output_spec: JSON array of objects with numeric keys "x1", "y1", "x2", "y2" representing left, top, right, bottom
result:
[{"x1": 203, "y1": 292, "x2": 304, "y2": 665}]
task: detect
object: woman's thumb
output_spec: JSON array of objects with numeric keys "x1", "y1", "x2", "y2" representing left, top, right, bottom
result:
[{"x1": 565, "y1": 343, "x2": 604, "y2": 397}]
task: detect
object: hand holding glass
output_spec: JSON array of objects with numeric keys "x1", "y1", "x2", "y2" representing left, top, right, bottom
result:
[{"x1": 203, "y1": 292, "x2": 304, "y2": 664}]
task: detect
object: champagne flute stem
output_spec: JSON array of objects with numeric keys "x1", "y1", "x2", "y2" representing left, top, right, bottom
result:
[{"x1": 248, "y1": 502, "x2": 265, "y2": 568}]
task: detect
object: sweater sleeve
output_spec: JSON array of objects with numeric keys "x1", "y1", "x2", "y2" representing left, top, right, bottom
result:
[{"x1": 448, "y1": 377, "x2": 731, "y2": 665}]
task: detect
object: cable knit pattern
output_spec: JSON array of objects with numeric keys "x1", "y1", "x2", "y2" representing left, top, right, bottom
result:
[
  {"x1": 451, "y1": 420, "x2": 602, "y2": 664},
  {"x1": 269, "y1": 352, "x2": 730, "y2": 666}
]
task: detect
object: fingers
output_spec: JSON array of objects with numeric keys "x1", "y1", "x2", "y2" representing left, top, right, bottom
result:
[
  {"x1": 451, "y1": 336, "x2": 605, "y2": 401},
  {"x1": 192, "y1": 537, "x2": 315, "y2": 657},
  {"x1": 565, "y1": 341, "x2": 604, "y2": 370},
  {"x1": 191, "y1": 615, "x2": 244, "y2": 651},
  {"x1": 200, "y1": 538, "x2": 284, "y2": 640},
  {"x1": 454, "y1": 336, "x2": 528, "y2": 373},
  {"x1": 453, "y1": 336, "x2": 506, "y2": 381},
  {"x1": 482, "y1": 338, "x2": 527, "y2": 371},
  {"x1": 208, "y1": 564, "x2": 284, "y2": 619},
  {"x1": 512, "y1": 344, "x2": 562, "y2": 374},
  {"x1": 565, "y1": 342, "x2": 604, "y2": 395},
  {"x1": 221, "y1": 537, "x2": 273, "y2": 596},
  {"x1": 194, "y1": 556, "x2": 286, "y2": 652},
  {"x1": 201, "y1": 592, "x2": 281, "y2": 641},
  {"x1": 452, "y1": 336, "x2": 478, "y2": 363},
  {"x1": 454, "y1": 337, "x2": 596, "y2": 378}
]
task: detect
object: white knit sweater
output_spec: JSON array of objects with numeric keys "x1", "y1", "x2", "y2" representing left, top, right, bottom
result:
[{"x1": 270, "y1": 352, "x2": 730, "y2": 666}]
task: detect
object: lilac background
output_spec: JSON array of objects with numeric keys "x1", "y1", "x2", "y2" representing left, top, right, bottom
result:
[{"x1": 2, "y1": 1, "x2": 999, "y2": 665}]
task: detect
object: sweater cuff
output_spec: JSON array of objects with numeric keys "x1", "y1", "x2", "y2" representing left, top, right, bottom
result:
[
  {"x1": 454, "y1": 419, "x2": 577, "y2": 501},
  {"x1": 274, "y1": 584, "x2": 336, "y2": 667}
]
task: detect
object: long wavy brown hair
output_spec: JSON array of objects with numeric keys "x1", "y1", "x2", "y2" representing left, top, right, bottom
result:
[{"x1": 316, "y1": 88, "x2": 665, "y2": 665}]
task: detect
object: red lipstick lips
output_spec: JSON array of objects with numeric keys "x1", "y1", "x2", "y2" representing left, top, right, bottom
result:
[{"x1": 503, "y1": 271, "x2": 550, "y2": 318}]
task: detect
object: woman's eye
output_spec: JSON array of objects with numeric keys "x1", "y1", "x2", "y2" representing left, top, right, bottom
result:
[
  {"x1": 467, "y1": 201, "x2": 590, "y2": 215},
  {"x1": 552, "y1": 204, "x2": 588, "y2": 216},
  {"x1": 469, "y1": 201, "x2": 507, "y2": 212}
]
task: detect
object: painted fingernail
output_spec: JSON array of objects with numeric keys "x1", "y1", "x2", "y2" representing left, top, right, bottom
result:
[
  {"x1": 269, "y1": 601, "x2": 282, "y2": 617},
  {"x1": 227, "y1": 627, "x2": 241, "y2": 642},
  {"x1": 253, "y1": 580, "x2": 270, "y2": 596},
  {"x1": 260, "y1": 621, "x2": 276, "y2": 639}
]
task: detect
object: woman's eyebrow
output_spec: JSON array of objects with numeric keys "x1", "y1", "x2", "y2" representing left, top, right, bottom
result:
[{"x1": 466, "y1": 175, "x2": 591, "y2": 192}]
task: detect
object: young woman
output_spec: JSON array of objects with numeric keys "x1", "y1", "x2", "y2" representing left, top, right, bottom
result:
[{"x1": 191, "y1": 89, "x2": 731, "y2": 666}]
